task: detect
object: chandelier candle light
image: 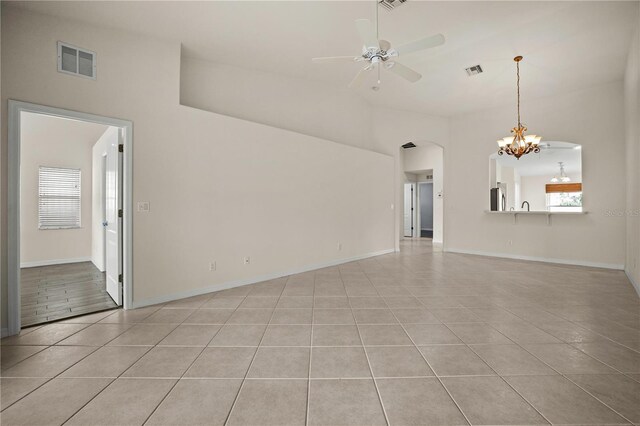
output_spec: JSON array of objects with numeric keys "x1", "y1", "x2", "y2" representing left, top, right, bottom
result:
[{"x1": 497, "y1": 56, "x2": 542, "y2": 159}]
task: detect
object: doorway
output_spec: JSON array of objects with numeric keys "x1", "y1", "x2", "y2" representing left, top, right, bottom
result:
[
  {"x1": 400, "y1": 142, "x2": 444, "y2": 246},
  {"x1": 419, "y1": 182, "x2": 434, "y2": 238},
  {"x1": 403, "y1": 183, "x2": 415, "y2": 237},
  {"x1": 7, "y1": 101, "x2": 133, "y2": 335}
]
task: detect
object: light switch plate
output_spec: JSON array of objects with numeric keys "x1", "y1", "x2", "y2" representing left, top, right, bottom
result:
[{"x1": 137, "y1": 201, "x2": 150, "y2": 212}]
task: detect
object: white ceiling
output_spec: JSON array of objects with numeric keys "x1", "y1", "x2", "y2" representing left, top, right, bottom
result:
[{"x1": 10, "y1": 1, "x2": 639, "y2": 116}]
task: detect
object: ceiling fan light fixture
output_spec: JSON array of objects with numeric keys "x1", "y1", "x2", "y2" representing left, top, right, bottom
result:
[{"x1": 311, "y1": 4, "x2": 444, "y2": 88}]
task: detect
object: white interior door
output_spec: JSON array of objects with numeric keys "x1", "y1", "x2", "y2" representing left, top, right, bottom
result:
[
  {"x1": 403, "y1": 183, "x2": 414, "y2": 237},
  {"x1": 105, "y1": 129, "x2": 122, "y2": 305}
]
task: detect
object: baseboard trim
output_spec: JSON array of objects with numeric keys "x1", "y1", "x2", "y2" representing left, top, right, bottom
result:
[
  {"x1": 626, "y1": 269, "x2": 640, "y2": 297},
  {"x1": 20, "y1": 257, "x2": 92, "y2": 268},
  {"x1": 131, "y1": 248, "x2": 395, "y2": 309},
  {"x1": 445, "y1": 248, "x2": 624, "y2": 270},
  {"x1": 1, "y1": 328, "x2": 9, "y2": 338}
]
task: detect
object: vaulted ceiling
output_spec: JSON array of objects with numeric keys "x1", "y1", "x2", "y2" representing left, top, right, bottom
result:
[{"x1": 10, "y1": 1, "x2": 639, "y2": 116}]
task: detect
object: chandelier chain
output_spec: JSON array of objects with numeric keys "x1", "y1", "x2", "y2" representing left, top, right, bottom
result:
[{"x1": 516, "y1": 59, "x2": 521, "y2": 127}]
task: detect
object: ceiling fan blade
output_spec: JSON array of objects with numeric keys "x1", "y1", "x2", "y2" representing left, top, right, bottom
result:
[
  {"x1": 385, "y1": 62, "x2": 422, "y2": 83},
  {"x1": 395, "y1": 33, "x2": 445, "y2": 56},
  {"x1": 312, "y1": 56, "x2": 361, "y2": 64},
  {"x1": 379, "y1": 39, "x2": 391, "y2": 52},
  {"x1": 355, "y1": 19, "x2": 379, "y2": 49},
  {"x1": 348, "y1": 67, "x2": 370, "y2": 88}
]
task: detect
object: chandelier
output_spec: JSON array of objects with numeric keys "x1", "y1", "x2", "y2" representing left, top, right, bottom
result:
[
  {"x1": 550, "y1": 162, "x2": 571, "y2": 183},
  {"x1": 497, "y1": 56, "x2": 541, "y2": 159}
]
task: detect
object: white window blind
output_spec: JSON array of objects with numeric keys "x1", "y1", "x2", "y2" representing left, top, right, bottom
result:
[{"x1": 38, "y1": 166, "x2": 81, "y2": 229}]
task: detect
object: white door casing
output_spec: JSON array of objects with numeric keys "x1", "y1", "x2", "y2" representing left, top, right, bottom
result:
[{"x1": 7, "y1": 100, "x2": 132, "y2": 336}]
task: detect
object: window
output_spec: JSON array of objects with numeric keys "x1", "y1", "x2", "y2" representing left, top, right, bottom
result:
[
  {"x1": 38, "y1": 166, "x2": 81, "y2": 229},
  {"x1": 545, "y1": 183, "x2": 582, "y2": 212}
]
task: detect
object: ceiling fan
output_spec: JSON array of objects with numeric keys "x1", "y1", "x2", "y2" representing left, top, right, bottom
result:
[{"x1": 312, "y1": 7, "x2": 445, "y2": 88}]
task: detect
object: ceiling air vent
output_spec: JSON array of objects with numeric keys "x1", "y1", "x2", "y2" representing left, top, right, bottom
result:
[
  {"x1": 402, "y1": 142, "x2": 416, "y2": 149},
  {"x1": 57, "y1": 41, "x2": 96, "y2": 80},
  {"x1": 379, "y1": 0, "x2": 407, "y2": 11},
  {"x1": 465, "y1": 65, "x2": 483, "y2": 76}
]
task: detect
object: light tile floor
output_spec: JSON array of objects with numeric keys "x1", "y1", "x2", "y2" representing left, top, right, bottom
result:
[{"x1": 2, "y1": 240, "x2": 640, "y2": 425}]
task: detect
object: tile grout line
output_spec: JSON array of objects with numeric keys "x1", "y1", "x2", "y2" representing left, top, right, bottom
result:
[
  {"x1": 305, "y1": 271, "x2": 317, "y2": 426},
  {"x1": 57, "y1": 303, "x2": 184, "y2": 425},
  {"x1": 361, "y1": 257, "x2": 473, "y2": 426},
  {"x1": 496, "y1": 303, "x2": 640, "y2": 385},
  {"x1": 405, "y1": 265, "x2": 640, "y2": 424},
  {"x1": 139, "y1": 296, "x2": 238, "y2": 425},
  {"x1": 499, "y1": 302, "x2": 640, "y2": 356},
  {"x1": 415, "y1": 273, "x2": 632, "y2": 425},
  {"x1": 409, "y1": 301, "x2": 558, "y2": 425},
  {"x1": 223, "y1": 278, "x2": 288, "y2": 426},
  {"x1": 341, "y1": 264, "x2": 391, "y2": 426},
  {"x1": 502, "y1": 339, "x2": 637, "y2": 425},
  {"x1": 0, "y1": 307, "x2": 160, "y2": 412}
]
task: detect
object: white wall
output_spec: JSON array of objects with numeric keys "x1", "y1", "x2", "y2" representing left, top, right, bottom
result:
[
  {"x1": 1, "y1": 7, "x2": 395, "y2": 326},
  {"x1": 180, "y1": 56, "x2": 373, "y2": 150},
  {"x1": 447, "y1": 81, "x2": 627, "y2": 268},
  {"x1": 402, "y1": 144, "x2": 444, "y2": 244},
  {"x1": 624, "y1": 25, "x2": 640, "y2": 292},
  {"x1": 19, "y1": 112, "x2": 107, "y2": 266},
  {"x1": 91, "y1": 127, "x2": 118, "y2": 272}
]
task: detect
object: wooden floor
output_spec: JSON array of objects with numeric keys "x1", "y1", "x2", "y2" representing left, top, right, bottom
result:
[{"x1": 21, "y1": 262, "x2": 117, "y2": 327}]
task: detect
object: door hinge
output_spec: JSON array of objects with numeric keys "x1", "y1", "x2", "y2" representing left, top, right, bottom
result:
[
  {"x1": 118, "y1": 273, "x2": 123, "y2": 283},
  {"x1": 118, "y1": 209, "x2": 123, "y2": 218},
  {"x1": 118, "y1": 144, "x2": 124, "y2": 153}
]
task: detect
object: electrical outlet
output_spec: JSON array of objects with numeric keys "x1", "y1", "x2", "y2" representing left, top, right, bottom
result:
[
  {"x1": 337, "y1": 243, "x2": 342, "y2": 251},
  {"x1": 243, "y1": 256, "x2": 251, "y2": 265},
  {"x1": 209, "y1": 262, "x2": 216, "y2": 271}
]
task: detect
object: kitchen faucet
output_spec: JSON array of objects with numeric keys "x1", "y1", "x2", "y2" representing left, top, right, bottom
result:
[{"x1": 521, "y1": 201, "x2": 530, "y2": 212}]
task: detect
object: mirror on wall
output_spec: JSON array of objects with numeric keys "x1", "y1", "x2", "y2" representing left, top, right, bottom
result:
[{"x1": 489, "y1": 141, "x2": 583, "y2": 212}]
